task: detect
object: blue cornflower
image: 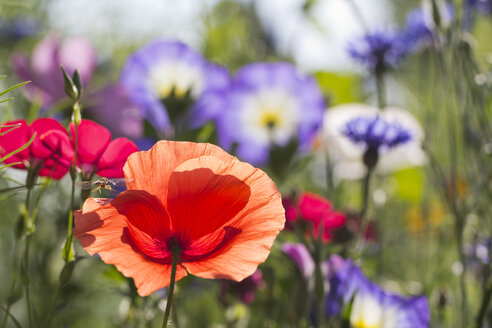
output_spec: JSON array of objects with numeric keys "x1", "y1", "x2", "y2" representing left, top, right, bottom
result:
[
  {"x1": 343, "y1": 115, "x2": 412, "y2": 169},
  {"x1": 325, "y1": 258, "x2": 430, "y2": 328},
  {"x1": 343, "y1": 115, "x2": 412, "y2": 151},
  {"x1": 347, "y1": 30, "x2": 408, "y2": 72}
]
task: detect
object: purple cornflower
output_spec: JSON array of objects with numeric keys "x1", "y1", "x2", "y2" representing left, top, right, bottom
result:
[
  {"x1": 120, "y1": 40, "x2": 230, "y2": 135},
  {"x1": 343, "y1": 115, "x2": 412, "y2": 151},
  {"x1": 347, "y1": 30, "x2": 408, "y2": 73},
  {"x1": 217, "y1": 62, "x2": 325, "y2": 165},
  {"x1": 403, "y1": 5, "x2": 454, "y2": 49},
  {"x1": 11, "y1": 34, "x2": 96, "y2": 107},
  {"x1": 325, "y1": 258, "x2": 430, "y2": 327}
]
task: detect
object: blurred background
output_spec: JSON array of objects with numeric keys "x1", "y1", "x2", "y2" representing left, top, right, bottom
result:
[{"x1": 1, "y1": 0, "x2": 492, "y2": 327}]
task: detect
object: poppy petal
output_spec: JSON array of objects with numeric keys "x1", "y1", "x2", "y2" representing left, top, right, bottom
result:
[
  {"x1": 70, "y1": 119, "x2": 111, "y2": 167},
  {"x1": 124, "y1": 141, "x2": 235, "y2": 206},
  {"x1": 167, "y1": 155, "x2": 251, "y2": 243},
  {"x1": 178, "y1": 156, "x2": 285, "y2": 281},
  {"x1": 74, "y1": 193, "x2": 185, "y2": 296},
  {"x1": 97, "y1": 138, "x2": 138, "y2": 178}
]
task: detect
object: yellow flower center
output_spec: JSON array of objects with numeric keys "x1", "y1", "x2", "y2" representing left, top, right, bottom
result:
[
  {"x1": 259, "y1": 110, "x2": 282, "y2": 130},
  {"x1": 352, "y1": 319, "x2": 380, "y2": 328}
]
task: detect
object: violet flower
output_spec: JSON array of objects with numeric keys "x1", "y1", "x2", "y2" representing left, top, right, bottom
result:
[
  {"x1": 120, "y1": 40, "x2": 230, "y2": 135},
  {"x1": 85, "y1": 84, "x2": 143, "y2": 139},
  {"x1": 282, "y1": 243, "x2": 315, "y2": 279},
  {"x1": 11, "y1": 34, "x2": 96, "y2": 107},
  {"x1": 217, "y1": 62, "x2": 325, "y2": 165},
  {"x1": 325, "y1": 258, "x2": 430, "y2": 327},
  {"x1": 403, "y1": 5, "x2": 454, "y2": 50},
  {"x1": 347, "y1": 30, "x2": 408, "y2": 73}
]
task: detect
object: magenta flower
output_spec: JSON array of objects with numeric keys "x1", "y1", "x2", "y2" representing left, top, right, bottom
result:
[
  {"x1": 282, "y1": 192, "x2": 346, "y2": 242},
  {"x1": 70, "y1": 119, "x2": 138, "y2": 179},
  {"x1": 12, "y1": 34, "x2": 96, "y2": 107},
  {"x1": 0, "y1": 118, "x2": 73, "y2": 179}
]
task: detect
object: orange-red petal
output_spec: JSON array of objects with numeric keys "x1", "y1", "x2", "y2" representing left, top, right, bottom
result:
[
  {"x1": 170, "y1": 155, "x2": 285, "y2": 281},
  {"x1": 74, "y1": 194, "x2": 186, "y2": 296},
  {"x1": 124, "y1": 141, "x2": 235, "y2": 207}
]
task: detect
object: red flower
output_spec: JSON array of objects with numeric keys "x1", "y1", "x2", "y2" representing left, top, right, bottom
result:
[
  {"x1": 0, "y1": 118, "x2": 73, "y2": 179},
  {"x1": 282, "y1": 192, "x2": 346, "y2": 242},
  {"x1": 70, "y1": 119, "x2": 138, "y2": 178},
  {"x1": 74, "y1": 141, "x2": 285, "y2": 296}
]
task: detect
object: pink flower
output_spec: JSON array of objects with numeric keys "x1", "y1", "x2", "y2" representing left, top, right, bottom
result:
[
  {"x1": 70, "y1": 119, "x2": 138, "y2": 178},
  {"x1": 282, "y1": 192, "x2": 346, "y2": 242},
  {"x1": 12, "y1": 34, "x2": 96, "y2": 107},
  {"x1": 0, "y1": 118, "x2": 73, "y2": 179}
]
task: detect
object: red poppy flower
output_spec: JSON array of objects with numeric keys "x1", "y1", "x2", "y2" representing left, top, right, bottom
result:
[
  {"x1": 74, "y1": 141, "x2": 285, "y2": 296},
  {"x1": 0, "y1": 118, "x2": 73, "y2": 179},
  {"x1": 70, "y1": 119, "x2": 138, "y2": 178},
  {"x1": 282, "y1": 192, "x2": 346, "y2": 242}
]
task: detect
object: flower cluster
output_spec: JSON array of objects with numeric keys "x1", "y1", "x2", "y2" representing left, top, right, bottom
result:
[{"x1": 0, "y1": 118, "x2": 137, "y2": 180}]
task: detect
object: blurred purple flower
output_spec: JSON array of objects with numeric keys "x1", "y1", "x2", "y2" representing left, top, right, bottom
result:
[
  {"x1": 217, "y1": 62, "x2": 325, "y2": 165},
  {"x1": 403, "y1": 5, "x2": 454, "y2": 50},
  {"x1": 467, "y1": 0, "x2": 492, "y2": 13},
  {"x1": 0, "y1": 17, "x2": 38, "y2": 42},
  {"x1": 11, "y1": 34, "x2": 96, "y2": 107},
  {"x1": 343, "y1": 115, "x2": 412, "y2": 152},
  {"x1": 347, "y1": 30, "x2": 408, "y2": 72},
  {"x1": 220, "y1": 270, "x2": 264, "y2": 304},
  {"x1": 120, "y1": 40, "x2": 230, "y2": 135},
  {"x1": 282, "y1": 243, "x2": 315, "y2": 279},
  {"x1": 325, "y1": 258, "x2": 430, "y2": 327},
  {"x1": 85, "y1": 84, "x2": 143, "y2": 139}
]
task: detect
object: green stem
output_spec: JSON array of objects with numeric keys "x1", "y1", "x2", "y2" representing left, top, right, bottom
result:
[
  {"x1": 22, "y1": 182, "x2": 34, "y2": 328},
  {"x1": 375, "y1": 71, "x2": 386, "y2": 110},
  {"x1": 352, "y1": 169, "x2": 373, "y2": 258},
  {"x1": 474, "y1": 275, "x2": 492, "y2": 328},
  {"x1": 162, "y1": 248, "x2": 179, "y2": 328},
  {"x1": 1, "y1": 239, "x2": 19, "y2": 328}
]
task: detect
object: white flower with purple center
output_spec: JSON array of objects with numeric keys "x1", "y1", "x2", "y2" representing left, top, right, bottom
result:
[
  {"x1": 323, "y1": 104, "x2": 426, "y2": 180},
  {"x1": 325, "y1": 258, "x2": 430, "y2": 328},
  {"x1": 217, "y1": 62, "x2": 325, "y2": 165},
  {"x1": 120, "y1": 40, "x2": 230, "y2": 134}
]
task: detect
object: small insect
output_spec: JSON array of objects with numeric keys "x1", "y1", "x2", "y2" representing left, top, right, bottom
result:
[{"x1": 77, "y1": 177, "x2": 133, "y2": 196}]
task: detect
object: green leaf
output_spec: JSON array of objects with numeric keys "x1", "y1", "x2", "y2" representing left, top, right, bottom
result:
[{"x1": 0, "y1": 80, "x2": 30, "y2": 97}]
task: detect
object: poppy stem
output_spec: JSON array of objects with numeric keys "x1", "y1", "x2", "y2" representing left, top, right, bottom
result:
[{"x1": 162, "y1": 247, "x2": 179, "y2": 328}]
